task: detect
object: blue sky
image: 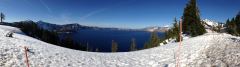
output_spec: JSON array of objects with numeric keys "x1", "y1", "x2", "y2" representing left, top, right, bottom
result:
[{"x1": 0, "y1": 0, "x2": 239, "y2": 29}]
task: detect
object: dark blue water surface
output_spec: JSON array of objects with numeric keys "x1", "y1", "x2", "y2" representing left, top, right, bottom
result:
[{"x1": 70, "y1": 29, "x2": 164, "y2": 52}]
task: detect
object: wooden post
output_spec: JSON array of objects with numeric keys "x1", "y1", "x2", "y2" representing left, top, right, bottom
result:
[{"x1": 24, "y1": 46, "x2": 30, "y2": 67}]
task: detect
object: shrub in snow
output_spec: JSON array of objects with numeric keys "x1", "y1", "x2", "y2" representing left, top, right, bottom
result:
[
  {"x1": 111, "y1": 40, "x2": 118, "y2": 52},
  {"x1": 129, "y1": 38, "x2": 136, "y2": 51}
]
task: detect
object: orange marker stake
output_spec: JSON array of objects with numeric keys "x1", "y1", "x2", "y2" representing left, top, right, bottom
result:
[
  {"x1": 176, "y1": 18, "x2": 182, "y2": 67},
  {"x1": 24, "y1": 46, "x2": 30, "y2": 67}
]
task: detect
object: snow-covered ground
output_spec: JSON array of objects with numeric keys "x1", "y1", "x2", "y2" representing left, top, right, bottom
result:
[{"x1": 0, "y1": 25, "x2": 240, "y2": 67}]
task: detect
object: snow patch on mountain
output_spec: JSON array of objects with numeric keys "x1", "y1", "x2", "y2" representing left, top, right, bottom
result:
[
  {"x1": 143, "y1": 26, "x2": 169, "y2": 32},
  {"x1": 202, "y1": 19, "x2": 225, "y2": 29},
  {"x1": 203, "y1": 19, "x2": 219, "y2": 26}
]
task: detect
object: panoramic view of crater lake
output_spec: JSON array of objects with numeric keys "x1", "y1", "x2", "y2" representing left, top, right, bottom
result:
[
  {"x1": 64, "y1": 29, "x2": 165, "y2": 52},
  {"x1": 1, "y1": 0, "x2": 240, "y2": 66}
]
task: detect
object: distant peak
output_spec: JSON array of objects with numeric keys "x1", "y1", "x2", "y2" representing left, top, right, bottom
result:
[{"x1": 36, "y1": 20, "x2": 48, "y2": 23}]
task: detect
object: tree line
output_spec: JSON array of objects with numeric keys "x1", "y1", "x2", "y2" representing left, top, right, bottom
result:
[
  {"x1": 111, "y1": 38, "x2": 137, "y2": 52},
  {"x1": 0, "y1": 20, "x2": 87, "y2": 51},
  {"x1": 226, "y1": 12, "x2": 240, "y2": 36}
]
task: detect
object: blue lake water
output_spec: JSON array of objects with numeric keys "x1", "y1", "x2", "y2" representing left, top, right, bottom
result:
[{"x1": 70, "y1": 29, "x2": 165, "y2": 52}]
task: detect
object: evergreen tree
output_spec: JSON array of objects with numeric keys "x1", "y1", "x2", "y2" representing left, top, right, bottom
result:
[
  {"x1": 143, "y1": 42, "x2": 150, "y2": 49},
  {"x1": 226, "y1": 11, "x2": 240, "y2": 36},
  {"x1": 164, "y1": 18, "x2": 182, "y2": 42},
  {"x1": 86, "y1": 42, "x2": 89, "y2": 51},
  {"x1": 172, "y1": 18, "x2": 181, "y2": 42},
  {"x1": 130, "y1": 38, "x2": 136, "y2": 51},
  {"x1": 143, "y1": 31, "x2": 160, "y2": 49},
  {"x1": 111, "y1": 40, "x2": 118, "y2": 52},
  {"x1": 236, "y1": 11, "x2": 240, "y2": 34},
  {"x1": 62, "y1": 35, "x2": 75, "y2": 48},
  {"x1": 165, "y1": 29, "x2": 172, "y2": 39},
  {"x1": 182, "y1": 0, "x2": 206, "y2": 37},
  {"x1": 226, "y1": 19, "x2": 231, "y2": 33},
  {"x1": 150, "y1": 31, "x2": 159, "y2": 47},
  {"x1": 226, "y1": 15, "x2": 237, "y2": 35},
  {"x1": 0, "y1": 12, "x2": 5, "y2": 23}
]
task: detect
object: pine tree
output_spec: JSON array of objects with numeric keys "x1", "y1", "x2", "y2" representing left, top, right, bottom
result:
[
  {"x1": 226, "y1": 15, "x2": 239, "y2": 36},
  {"x1": 144, "y1": 31, "x2": 160, "y2": 49},
  {"x1": 226, "y1": 19, "x2": 231, "y2": 33},
  {"x1": 236, "y1": 11, "x2": 240, "y2": 34},
  {"x1": 173, "y1": 18, "x2": 181, "y2": 42},
  {"x1": 182, "y1": 0, "x2": 206, "y2": 37},
  {"x1": 62, "y1": 35, "x2": 75, "y2": 48},
  {"x1": 231, "y1": 18, "x2": 238, "y2": 35},
  {"x1": 0, "y1": 12, "x2": 5, "y2": 23},
  {"x1": 143, "y1": 42, "x2": 150, "y2": 49},
  {"x1": 226, "y1": 19, "x2": 234, "y2": 35},
  {"x1": 111, "y1": 40, "x2": 118, "y2": 52},
  {"x1": 164, "y1": 18, "x2": 182, "y2": 42},
  {"x1": 130, "y1": 38, "x2": 136, "y2": 51},
  {"x1": 150, "y1": 31, "x2": 159, "y2": 47}
]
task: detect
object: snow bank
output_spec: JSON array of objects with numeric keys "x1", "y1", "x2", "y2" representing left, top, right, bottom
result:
[
  {"x1": 0, "y1": 25, "x2": 239, "y2": 67},
  {"x1": 0, "y1": 25, "x2": 24, "y2": 34},
  {"x1": 185, "y1": 33, "x2": 240, "y2": 67}
]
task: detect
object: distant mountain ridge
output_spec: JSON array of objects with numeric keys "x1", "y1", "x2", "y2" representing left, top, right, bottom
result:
[
  {"x1": 37, "y1": 19, "x2": 224, "y2": 33},
  {"x1": 36, "y1": 21, "x2": 169, "y2": 33},
  {"x1": 142, "y1": 26, "x2": 169, "y2": 32},
  {"x1": 36, "y1": 21, "x2": 60, "y2": 31},
  {"x1": 37, "y1": 21, "x2": 102, "y2": 33}
]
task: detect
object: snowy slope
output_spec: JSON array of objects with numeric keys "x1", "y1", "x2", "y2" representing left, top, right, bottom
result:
[
  {"x1": 0, "y1": 25, "x2": 240, "y2": 67},
  {"x1": 0, "y1": 25, "x2": 24, "y2": 34}
]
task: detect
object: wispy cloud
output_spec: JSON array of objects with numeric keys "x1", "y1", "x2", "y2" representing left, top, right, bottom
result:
[
  {"x1": 39, "y1": 0, "x2": 52, "y2": 13},
  {"x1": 78, "y1": 0, "x2": 137, "y2": 21},
  {"x1": 79, "y1": 8, "x2": 107, "y2": 21}
]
